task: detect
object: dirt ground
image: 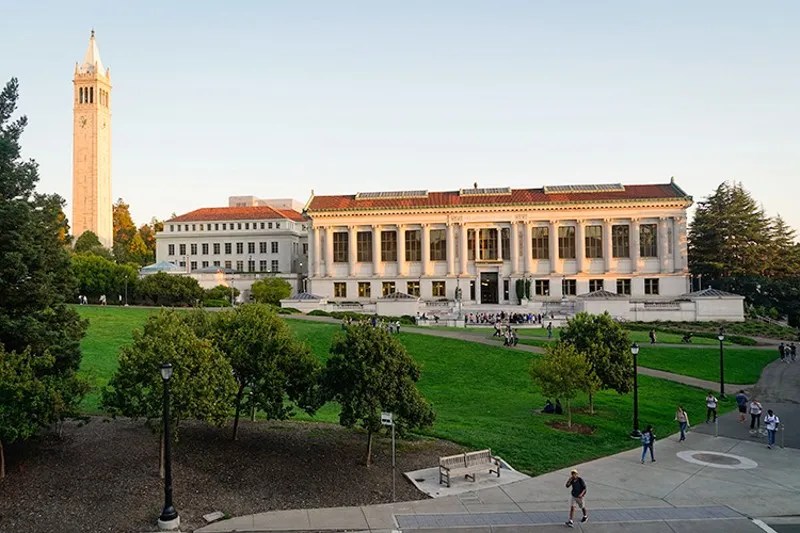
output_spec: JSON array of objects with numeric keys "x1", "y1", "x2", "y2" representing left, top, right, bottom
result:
[{"x1": 0, "y1": 417, "x2": 465, "y2": 533}]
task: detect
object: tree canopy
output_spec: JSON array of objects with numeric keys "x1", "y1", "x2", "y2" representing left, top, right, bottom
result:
[
  {"x1": 530, "y1": 343, "x2": 596, "y2": 428},
  {"x1": 250, "y1": 277, "x2": 292, "y2": 305}
]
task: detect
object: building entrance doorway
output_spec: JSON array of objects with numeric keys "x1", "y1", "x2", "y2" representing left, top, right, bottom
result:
[{"x1": 480, "y1": 272, "x2": 499, "y2": 304}]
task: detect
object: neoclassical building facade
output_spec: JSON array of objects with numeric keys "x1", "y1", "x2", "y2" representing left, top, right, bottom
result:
[{"x1": 305, "y1": 181, "x2": 692, "y2": 306}]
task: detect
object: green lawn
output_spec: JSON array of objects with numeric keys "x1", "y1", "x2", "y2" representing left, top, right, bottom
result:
[
  {"x1": 635, "y1": 345, "x2": 775, "y2": 385},
  {"x1": 433, "y1": 325, "x2": 727, "y2": 345},
  {"x1": 75, "y1": 306, "x2": 735, "y2": 475}
]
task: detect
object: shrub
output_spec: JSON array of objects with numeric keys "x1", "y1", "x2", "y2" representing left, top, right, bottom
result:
[{"x1": 308, "y1": 310, "x2": 331, "y2": 317}]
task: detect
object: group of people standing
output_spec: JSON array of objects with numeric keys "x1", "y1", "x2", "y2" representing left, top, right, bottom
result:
[
  {"x1": 778, "y1": 342, "x2": 797, "y2": 363},
  {"x1": 735, "y1": 390, "x2": 781, "y2": 448}
]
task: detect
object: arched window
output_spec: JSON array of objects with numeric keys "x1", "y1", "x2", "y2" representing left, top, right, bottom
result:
[{"x1": 89, "y1": 87, "x2": 94, "y2": 104}]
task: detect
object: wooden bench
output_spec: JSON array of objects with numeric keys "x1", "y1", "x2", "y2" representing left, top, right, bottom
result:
[{"x1": 439, "y1": 449, "x2": 501, "y2": 487}]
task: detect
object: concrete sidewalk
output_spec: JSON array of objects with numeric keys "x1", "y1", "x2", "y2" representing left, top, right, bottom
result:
[{"x1": 197, "y1": 431, "x2": 800, "y2": 532}]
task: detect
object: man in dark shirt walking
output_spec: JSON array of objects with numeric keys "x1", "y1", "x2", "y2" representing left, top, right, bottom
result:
[{"x1": 565, "y1": 469, "x2": 588, "y2": 527}]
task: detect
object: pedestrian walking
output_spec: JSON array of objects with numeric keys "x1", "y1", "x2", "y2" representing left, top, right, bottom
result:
[
  {"x1": 749, "y1": 398, "x2": 763, "y2": 433},
  {"x1": 791, "y1": 342, "x2": 797, "y2": 363},
  {"x1": 649, "y1": 329, "x2": 657, "y2": 344},
  {"x1": 705, "y1": 392, "x2": 718, "y2": 423},
  {"x1": 764, "y1": 410, "x2": 780, "y2": 449},
  {"x1": 779, "y1": 342, "x2": 786, "y2": 363},
  {"x1": 675, "y1": 405, "x2": 690, "y2": 442},
  {"x1": 735, "y1": 390, "x2": 749, "y2": 423},
  {"x1": 564, "y1": 469, "x2": 588, "y2": 527},
  {"x1": 547, "y1": 322, "x2": 553, "y2": 339},
  {"x1": 640, "y1": 425, "x2": 656, "y2": 463}
]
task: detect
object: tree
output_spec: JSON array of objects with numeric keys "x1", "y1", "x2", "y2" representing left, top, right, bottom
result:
[
  {"x1": 125, "y1": 232, "x2": 150, "y2": 266},
  {"x1": 73, "y1": 230, "x2": 113, "y2": 260},
  {"x1": 112, "y1": 198, "x2": 137, "y2": 263},
  {"x1": 322, "y1": 324, "x2": 435, "y2": 465},
  {"x1": 205, "y1": 284, "x2": 240, "y2": 306},
  {"x1": 137, "y1": 218, "x2": 163, "y2": 265},
  {"x1": 71, "y1": 254, "x2": 138, "y2": 302},
  {"x1": 250, "y1": 277, "x2": 292, "y2": 305},
  {"x1": 558, "y1": 312, "x2": 632, "y2": 413},
  {"x1": 136, "y1": 272, "x2": 204, "y2": 306},
  {"x1": 515, "y1": 279, "x2": 525, "y2": 303},
  {"x1": 765, "y1": 215, "x2": 800, "y2": 278},
  {"x1": 210, "y1": 304, "x2": 320, "y2": 440},
  {"x1": 0, "y1": 77, "x2": 88, "y2": 422},
  {"x1": 530, "y1": 343, "x2": 595, "y2": 428}
]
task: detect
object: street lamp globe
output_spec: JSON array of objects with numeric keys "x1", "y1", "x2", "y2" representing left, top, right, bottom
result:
[
  {"x1": 631, "y1": 342, "x2": 639, "y2": 356},
  {"x1": 630, "y1": 342, "x2": 641, "y2": 438},
  {"x1": 160, "y1": 362, "x2": 173, "y2": 381},
  {"x1": 718, "y1": 334, "x2": 725, "y2": 342}
]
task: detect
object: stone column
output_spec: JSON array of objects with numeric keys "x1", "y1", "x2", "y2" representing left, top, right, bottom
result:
[
  {"x1": 324, "y1": 226, "x2": 334, "y2": 277},
  {"x1": 673, "y1": 216, "x2": 685, "y2": 272},
  {"x1": 421, "y1": 223, "x2": 431, "y2": 276},
  {"x1": 348, "y1": 225, "x2": 357, "y2": 277},
  {"x1": 549, "y1": 220, "x2": 559, "y2": 274},
  {"x1": 310, "y1": 226, "x2": 320, "y2": 277},
  {"x1": 446, "y1": 223, "x2": 456, "y2": 276},
  {"x1": 397, "y1": 224, "x2": 407, "y2": 276},
  {"x1": 658, "y1": 217, "x2": 670, "y2": 273},
  {"x1": 575, "y1": 220, "x2": 585, "y2": 274},
  {"x1": 473, "y1": 227, "x2": 480, "y2": 261},
  {"x1": 372, "y1": 224, "x2": 381, "y2": 276},
  {"x1": 603, "y1": 219, "x2": 613, "y2": 273},
  {"x1": 510, "y1": 221, "x2": 520, "y2": 275},
  {"x1": 459, "y1": 224, "x2": 468, "y2": 275},
  {"x1": 630, "y1": 219, "x2": 640, "y2": 273},
  {"x1": 523, "y1": 223, "x2": 533, "y2": 274}
]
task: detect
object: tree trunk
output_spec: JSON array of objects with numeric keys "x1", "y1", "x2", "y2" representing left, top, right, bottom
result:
[
  {"x1": 232, "y1": 384, "x2": 245, "y2": 441},
  {"x1": 0, "y1": 439, "x2": 5, "y2": 479},
  {"x1": 159, "y1": 432, "x2": 165, "y2": 479},
  {"x1": 365, "y1": 429, "x2": 374, "y2": 467},
  {"x1": 567, "y1": 399, "x2": 572, "y2": 428},
  {"x1": 588, "y1": 392, "x2": 594, "y2": 415}
]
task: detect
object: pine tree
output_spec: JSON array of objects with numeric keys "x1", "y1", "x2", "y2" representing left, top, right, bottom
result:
[{"x1": 765, "y1": 215, "x2": 800, "y2": 278}]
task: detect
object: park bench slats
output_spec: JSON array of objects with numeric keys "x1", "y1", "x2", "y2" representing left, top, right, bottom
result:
[{"x1": 438, "y1": 449, "x2": 501, "y2": 487}]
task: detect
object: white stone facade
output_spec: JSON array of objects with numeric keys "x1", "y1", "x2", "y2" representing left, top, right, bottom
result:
[{"x1": 305, "y1": 182, "x2": 692, "y2": 306}]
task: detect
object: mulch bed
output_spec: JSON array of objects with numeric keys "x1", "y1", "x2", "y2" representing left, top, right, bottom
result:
[{"x1": 0, "y1": 417, "x2": 465, "y2": 533}]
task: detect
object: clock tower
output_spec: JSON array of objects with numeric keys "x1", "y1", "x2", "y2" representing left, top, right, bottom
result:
[{"x1": 72, "y1": 30, "x2": 113, "y2": 248}]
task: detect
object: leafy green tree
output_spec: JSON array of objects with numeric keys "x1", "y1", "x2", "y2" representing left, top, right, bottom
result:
[
  {"x1": 136, "y1": 272, "x2": 204, "y2": 306},
  {"x1": 74, "y1": 230, "x2": 113, "y2": 260},
  {"x1": 251, "y1": 277, "x2": 292, "y2": 305},
  {"x1": 102, "y1": 309, "x2": 237, "y2": 435},
  {"x1": 0, "y1": 77, "x2": 88, "y2": 412},
  {"x1": 205, "y1": 284, "x2": 240, "y2": 303},
  {"x1": 558, "y1": 312, "x2": 632, "y2": 413},
  {"x1": 322, "y1": 324, "x2": 435, "y2": 465},
  {"x1": 211, "y1": 304, "x2": 320, "y2": 440},
  {"x1": 125, "y1": 232, "x2": 150, "y2": 266},
  {"x1": 137, "y1": 218, "x2": 163, "y2": 265},
  {"x1": 530, "y1": 343, "x2": 595, "y2": 428},
  {"x1": 515, "y1": 279, "x2": 525, "y2": 303},
  {"x1": 71, "y1": 254, "x2": 137, "y2": 302},
  {"x1": 112, "y1": 198, "x2": 137, "y2": 263}
]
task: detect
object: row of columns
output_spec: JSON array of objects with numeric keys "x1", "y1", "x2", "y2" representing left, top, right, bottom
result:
[{"x1": 310, "y1": 218, "x2": 684, "y2": 278}]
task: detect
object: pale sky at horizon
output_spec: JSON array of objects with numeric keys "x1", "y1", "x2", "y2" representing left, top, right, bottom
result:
[{"x1": 3, "y1": 1, "x2": 799, "y2": 234}]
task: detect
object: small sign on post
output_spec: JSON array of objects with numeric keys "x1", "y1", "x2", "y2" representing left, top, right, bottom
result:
[{"x1": 381, "y1": 412, "x2": 396, "y2": 502}]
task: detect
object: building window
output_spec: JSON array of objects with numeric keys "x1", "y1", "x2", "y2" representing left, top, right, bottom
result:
[
  {"x1": 358, "y1": 282, "x2": 371, "y2": 298},
  {"x1": 224, "y1": 243, "x2": 232, "y2": 254},
  {"x1": 303, "y1": 243, "x2": 308, "y2": 255},
  {"x1": 222, "y1": 223, "x2": 227, "y2": 230},
  {"x1": 178, "y1": 261, "x2": 185, "y2": 268},
  {"x1": 558, "y1": 226, "x2": 576, "y2": 259},
  {"x1": 268, "y1": 222, "x2": 273, "y2": 229},
  {"x1": 192, "y1": 224, "x2": 196, "y2": 231},
  {"x1": 259, "y1": 260, "x2": 267, "y2": 271},
  {"x1": 432, "y1": 281, "x2": 446, "y2": 297},
  {"x1": 248, "y1": 242, "x2": 255, "y2": 254},
  {"x1": 535, "y1": 279, "x2": 550, "y2": 296},
  {"x1": 271, "y1": 260, "x2": 279, "y2": 272},
  {"x1": 501, "y1": 228, "x2": 510, "y2": 260},
  {"x1": 190, "y1": 261, "x2": 197, "y2": 271},
  {"x1": 562, "y1": 278, "x2": 577, "y2": 296},
  {"x1": 333, "y1": 232, "x2": 348, "y2": 262},
  {"x1": 185, "y1": 225, "x2": 189, "y2": 232},
  {"x1": 237, "y1": 223, "x2": 242, "y2": 230},
  {"x1": 380, "y1": 231, "x2": 397, "y2": 261},
  {"x1": 407, "y1": 281, "x2": 420, "y2": 297},
  {"x1": 276, "y1": 223, "x2": 281, "y2": 229},
  {"x1": 357, "y1": 231, "x2": 372, "y2": 262},
  {"x1": 176, "y1": 225, "x2": 181, "y2": 232},
  {"x1": 479, "y1": 229, "x2": 498, "y2": 260},
  {"x1": 531, "y1": 227, "x2": 549, "y2": 259},
  {"x1": 467, "y1": 229, "x2": 477, "y2": 260},
  {"x1": 247, "y1": 259, "x2": 255, "y2": 272},
  {"x1": 334, "y1": 282, "x2": 347, "y2": 298},
  {"x1": 640, "y1": 224, "x2": 658, "y2": 257},
  {"x1": 644, "y1": 278, "x2": 660, "y2": 295},
  {"x1": 236, "y1": 242, "x2": 243, "y2": 254},
  {"x1": 503, "y1": 279, "x2": 510, "y2": 300},
  {"x1": 259, "y1": 242, "x2": 267, "y2": 253},
  {"x1": 469, "y1": 280, "x2": 476, "y2": 300},
  {"x1": 405, "y1": 230, "x2": 421, "y2": 262},
  {"x1": 212, "y1": 243, "x2": 220, "y2": 255},
  {"x1": 213, "y1": 261, "x2": 220, "y2": 267},
  {"x1": 224, "y1": 260, "x2": 232, "y2": 269},
  {"x1": 612, "y1": 225, "x2": 630, "y2": 258},
  {"x1": 616, "y1": 278, "x2": 631, "y2": 295},
  {"x1": 271, "y1": 241, "x2": 279, "y2": 254},
  {"x1": 236, "y1": 260, "x2": 244, "y2": 272},
  {"x1": 214, "y1": 223, "x2": 219, "y2": 230},
  {"x1": 585, "y1": 225, "x2": 603, "y2": 259},
  {"x1": 430, "y1": 229, "x2": 446, "y2": 261},
  {"x1": 245, "y1": 223, "x2": 249, "y2": 230},
  {"x1": 589, "y1": 279, "x2": 604, "y2": 292},
  {"x1": 201, "y1": 243, "x2": 209, "y2": 255},
  {"x1": 168, "y1": 244, "x2": 175, "y2": 256},
  {"x1": 169, "y1": 225, "x2": 174, "y2": 232},
  {"x1": 190, "y1": 243, "x2": 197, "y2": 255},
  {"x1": 382, "y1": 281, "x2": 396, "y2": 296},
  {"x1": 179, "y1": 244, "x2": 186, "y2": 255}
]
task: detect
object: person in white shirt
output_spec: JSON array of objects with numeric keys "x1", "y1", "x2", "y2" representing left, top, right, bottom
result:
[
  {"x1": 749, "y1": 399, "x2": 763, "y2": 433},
  {"x1": 705, "y1": 392, "x2": 718, "y2": 423},
  {"x1": 764, "y1": 409, "x2": 780, "y2": 449}
]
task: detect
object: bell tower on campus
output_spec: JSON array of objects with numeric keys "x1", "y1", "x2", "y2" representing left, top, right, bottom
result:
[{"x1": 72, "y1": 30, "x2": 113, "y2": 248}]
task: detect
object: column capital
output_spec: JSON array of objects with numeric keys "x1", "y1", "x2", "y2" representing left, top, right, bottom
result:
[
  {"x1": 549, "y1": 219, "x2": 559, "y2": 225},
  {"x1": 603, "y1": 217, "x2": 614, "y2": 224},
  {"x1": 630, "y1": 217, "x2": 640, "y2": 223},
  {"x1": 371, "y1": 223, "x2": 381, "y2": 229}
]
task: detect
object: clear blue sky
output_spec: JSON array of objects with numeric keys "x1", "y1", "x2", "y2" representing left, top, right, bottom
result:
[{"x1": 4, "y1": 1, "x2": 799, "y2": 233}]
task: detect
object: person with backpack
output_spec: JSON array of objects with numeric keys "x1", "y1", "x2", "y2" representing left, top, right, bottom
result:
[
  {"x1": 640, "y1": 425, "x2": 656, "y2": 463},
  {"x1": 764, "y1": 410, "x2": 781, "y2": 449},
  {"x1": 564, "y1": 469, "x2": 588, "y2": 527},
  {"x1": 749, "y1": 398, "x2": 763, "y2": 434}
]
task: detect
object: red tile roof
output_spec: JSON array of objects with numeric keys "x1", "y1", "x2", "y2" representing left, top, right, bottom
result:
[
  {"x1": 308, "y1": 183, "x2": 691, "y2": 212},
  {"x1": 169, "y1": 206, "x2": 306, "y2": 223}
]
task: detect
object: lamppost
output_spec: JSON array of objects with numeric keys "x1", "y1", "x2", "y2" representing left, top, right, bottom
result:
[
  {"x1": 630, "y1": 342, "x2": 641, "y2": 438},
  {"x1": 455, "y1": 275, "x2": 463, "y2": 324},
  {"x1": 124, "y1": 277, "x2": 128, "y2": 306},
  {"x1": 718, "y1": 328, "x2": 726, "y2": 399},
  {"x1": 158, "y1": 363, "x2": 180, "y2": 530}
]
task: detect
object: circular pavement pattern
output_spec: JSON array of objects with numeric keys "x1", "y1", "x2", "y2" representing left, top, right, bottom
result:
[{"x1": 677, "y1": 450, "x2": 758, "y2": 469}]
